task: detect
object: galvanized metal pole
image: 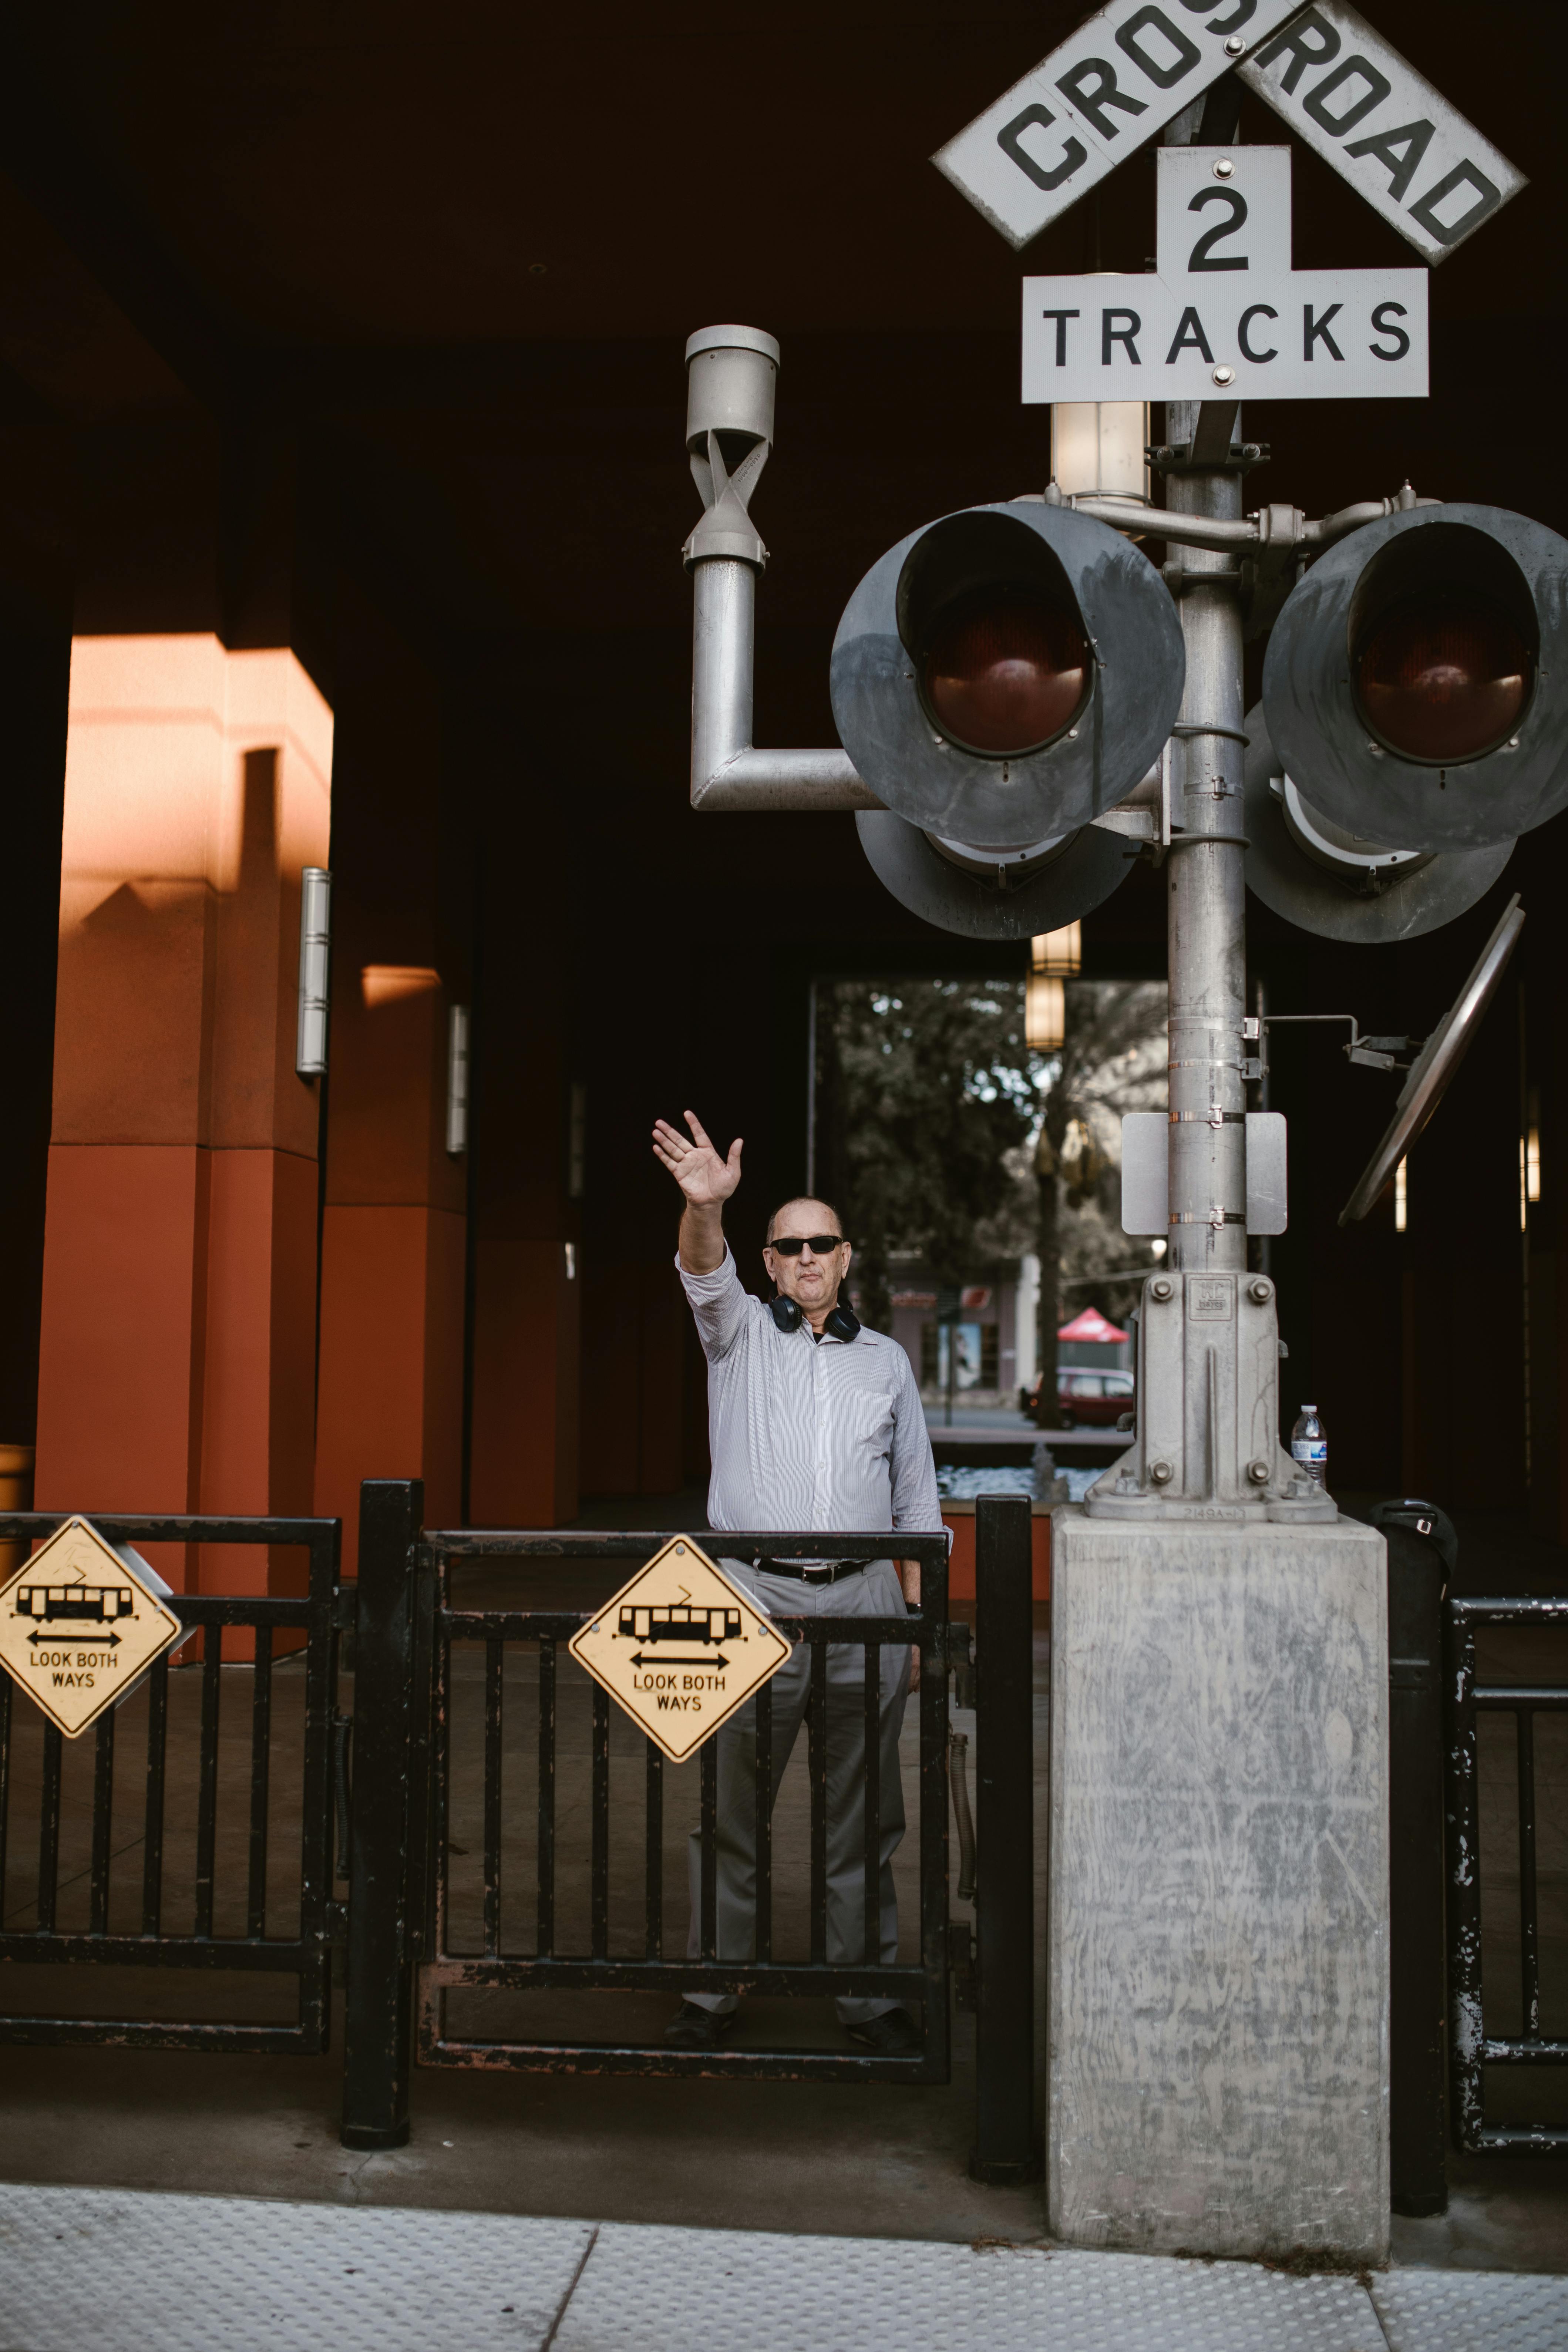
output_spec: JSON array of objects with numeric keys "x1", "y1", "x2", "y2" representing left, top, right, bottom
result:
[
  {"x1": 341, "y1": 1476, "x2": 423, "y2": 2151},
  {"x1": 1165, "y1": 398, "x2": 1248, "y2": 1272},
  {"x1": 970, "y1": 1493, "x2": 1040, "y2": 2183}
]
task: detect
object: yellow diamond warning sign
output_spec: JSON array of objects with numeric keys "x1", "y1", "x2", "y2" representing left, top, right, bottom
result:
[
  {"x1": 569, "y1": 1535, "x2": 792, "y2": 1763},
  {"x1": 0, "y1": 1516, "x2": 184, "y2": 1739}
]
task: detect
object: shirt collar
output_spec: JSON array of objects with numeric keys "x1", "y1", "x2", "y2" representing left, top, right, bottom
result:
[{"x1": 804, "y1": 1321, "x2": 877, "y2": 1347}]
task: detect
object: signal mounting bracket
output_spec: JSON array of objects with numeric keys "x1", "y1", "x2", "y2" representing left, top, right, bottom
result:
[
  {"x1": 1148, "y1": 439, "x2": 1270, "y2": 476},
  {"x1": 1258, "y1": 1012, "x2": 1421, "y2": 1079}
]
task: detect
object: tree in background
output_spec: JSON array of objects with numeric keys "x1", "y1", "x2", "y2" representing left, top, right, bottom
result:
[
  {"x1": 1033, "y1": 982, "x2": 1168, "y2": 1395},
  {"x1": 816, "y1": 975, "x2": 1167, "y2": 1360},
  {"x1": 815, "y1": 978, "x2": 1039, "y2": 1332}
]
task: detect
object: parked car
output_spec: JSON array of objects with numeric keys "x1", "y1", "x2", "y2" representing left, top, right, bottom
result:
[{"x1": 1025, "y1": 1366, "x2": 1135, "y2": 1429}]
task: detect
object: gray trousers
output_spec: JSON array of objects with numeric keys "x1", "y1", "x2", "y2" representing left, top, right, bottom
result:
[{"x1": 684, "y1": 1557, "x2": 911, "y2": 2024}]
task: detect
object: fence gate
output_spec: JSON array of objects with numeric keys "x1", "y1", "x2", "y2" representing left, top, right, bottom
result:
[
  {"x1": 1446, "y1": 1592, "x2": 1568, "y2": 2153},
  {"x1": 0, "y1": 1511, "x2": 343, "y2": 2052},
  {"x1": 340, "y1": 1482, "x2": 957, "y2": 2138}
]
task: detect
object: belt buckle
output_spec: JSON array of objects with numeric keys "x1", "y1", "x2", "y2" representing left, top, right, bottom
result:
[{"x1": 801, "y1": 1561, "x2": 836, "y2": 1582}]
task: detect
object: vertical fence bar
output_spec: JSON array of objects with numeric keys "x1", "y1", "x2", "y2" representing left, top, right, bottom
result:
[
  {"x1": 341, "y1": 1477, "x2": 423, "y2": 2152},
  {"x1": 193, "y1": 1623, "x2": 222, "y2": 1937},
  {"x1": 431, "y1": 1557, "x2": 451, "y2": 1964},
  {"x1": 537, "y1": 1637, "x2": 556, "y2": 1958},
  {"x1": 88, "y1": 1710, "x2": 115, "y2": 1937},
  {"x1": 1518, "y1": 1707, "x2": 1540, "y2": 2040},
  {"x1": 862, "y1": 1641, "x2": 880, "y2": 1965},
  {"x1": 1383, "y1": 1510, "x2": 1449, "y2": 2215},
  {"x1": 918, "y1": 1536, "x2": 952, "y2": 2082},
  {"x1": 808, "y1": 1637, "x2": 828, "y2": 1966},
  {"x1": 142, "y1": 1654, "x2": 169, "y2": 1937},
  {"x1": 591, "y1": 1685, "x2": 610, "y2": 1961},
  {"x1": 699, "y1": 1739, "x2": 718, "y2": 1960},
  {"x1": 300, "y1": 1526, "x2": 342, "y2": 2048},
  {"x1": 644, "y1": 1739, "x2": 663, "y2": 1961},
  {"x1": 483, "y1": 1635, "x2": 504, "y2": 1958},
  {"x1": 0, "y1": 1673, "x2": 10, "y2": 1918},
  {"x1": 754, "y1": 1677, "x2": 773, "y2": 1964},
  {"x1": 37, "y1": 1724, "x2": 62, "y2": 1933},
  {"x1": 247, "y1": 1624, "x2": 273, "y2": 1939},
  {"x1": 1444, "y1": 1603, "x2": 1484, "y2": 2153},
  {"x1": 970, "y1": 1495, "x2": 1039, "y2": 2182}
]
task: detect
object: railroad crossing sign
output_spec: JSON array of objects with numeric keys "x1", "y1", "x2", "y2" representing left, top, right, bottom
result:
[
  {"x1": 0, "y1": 1516, "x2": 183, "y2": 1739},
  {"x1": 935, "y1": 0, "x2": 1308, "y2": 250},
  {"x1": 1022, "y1": 143, "x2": 1427, "y2": 403},
  {"x1": 568, "y1": 1534, "x2": 793, "y2": 1764},
  {"x1": 1237, "y1": 3, "x2": 1526, "y2": 265},
  {"x1": 938, "y1": 0, "x2": 1525, "y2": 262}
]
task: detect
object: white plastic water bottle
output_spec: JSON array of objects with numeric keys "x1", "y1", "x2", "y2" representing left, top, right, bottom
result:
[{"x1": 1291, "y1": 1404, "x2": 1328, "y2": 1490}]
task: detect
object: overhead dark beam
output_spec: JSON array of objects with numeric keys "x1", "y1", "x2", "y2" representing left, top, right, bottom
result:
[{"x1": 0, "y1": 31, "x2": 255, "y2": 419}]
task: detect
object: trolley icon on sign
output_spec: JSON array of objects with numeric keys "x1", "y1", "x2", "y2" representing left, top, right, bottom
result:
[
  {"x1": 617, "y1": 1603, "x2": 742, "y2": 1648},
  {"x1": 13, "y1": 1583, "x2": 136, "y2": 1625}
]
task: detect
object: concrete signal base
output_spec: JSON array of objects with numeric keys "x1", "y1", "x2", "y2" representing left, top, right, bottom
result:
[{"x1": 1047, "y1": 1507, "x2": 1389, "y2": 2264}]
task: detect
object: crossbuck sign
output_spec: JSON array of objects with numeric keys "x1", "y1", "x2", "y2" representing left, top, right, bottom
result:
[{"x1": 938, "y1": 0, "x2": 1525, "y2": 265}]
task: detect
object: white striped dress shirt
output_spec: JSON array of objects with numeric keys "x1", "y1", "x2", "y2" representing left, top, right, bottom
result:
[{"x1": 676, "y1": 1247, "x2": 943, "y2": 1540}]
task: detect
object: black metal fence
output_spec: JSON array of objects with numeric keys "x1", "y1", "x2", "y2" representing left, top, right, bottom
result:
[
  {"x1": 425, "y1": 1515, "x2": 949, "y2": 2065},
  {"x1": 0, "y1": 1487, "x2": 1037, "y2": 2166},
  {"x1": 0, "y1": 1512, "x2": 341, "y2": 2051},
  {"x1": 1445, "y1": 1594, "x2": 1568, "y2": 2154},
  {"x1": 337, "y1": 1483, "x2": 1000, "y2": 2141}
]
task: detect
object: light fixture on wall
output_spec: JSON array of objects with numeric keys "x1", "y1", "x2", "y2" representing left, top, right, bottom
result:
[
  {"x1": 446, "y1": 1005, "x2": 471, "y2": 1157},
  {"x1": 1026, "y1": 921, "x2": 1081, "y2": 1053},
  {"x1": 296, "y1": 867, "x2": 332, "y2": 1078}
]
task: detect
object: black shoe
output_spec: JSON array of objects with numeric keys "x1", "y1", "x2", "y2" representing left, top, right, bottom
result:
[
  {"x1": 845, "y1": 2006, "x2": 922, "y2": 2056},
  {"x1": 664, "y1": 2001, "x2": 736, "y2": 2050}
]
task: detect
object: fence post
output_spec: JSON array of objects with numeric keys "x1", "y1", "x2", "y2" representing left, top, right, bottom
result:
[
  {"x1": 340, "y1": 1477, "x2": 423, "y2": 2151},
  {"x1": 970, "y1": 1491, "x2": 1041, "y2": 2183},
  {"x1": 1371, "y1": 1499, "x2": 1452, "y2": 2216}
]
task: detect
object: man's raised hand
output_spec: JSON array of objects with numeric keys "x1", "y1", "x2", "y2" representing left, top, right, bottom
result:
[{"x1": 652, "y1": 1111, "x2": 743, "y2": 1207}]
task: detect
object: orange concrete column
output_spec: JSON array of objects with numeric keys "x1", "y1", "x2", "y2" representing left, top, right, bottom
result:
[
  {"x1": 310, "y1": 945, "x2": 465, "y2": 1571},
  {"x1": 466, "y1": 937, "x2": 581, "y2": 1531},
  {"x1": 306, "y1": 593, "x2": 468, "y2": 1578},
  {"x1": 311, "y1": 954, "x2": 467, "y2": 1574},
  {"x1": 34, "y1": 636, "x2": 333, "y2": 1592}
]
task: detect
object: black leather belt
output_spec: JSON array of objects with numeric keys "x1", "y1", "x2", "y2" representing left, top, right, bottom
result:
[{"x1": 757, "y1": 1557, "x2": 868, "y2": 1583}]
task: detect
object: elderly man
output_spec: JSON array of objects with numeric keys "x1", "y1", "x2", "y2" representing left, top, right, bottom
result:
[{"x1": 650, "y1": 1108, "x2": 942, "y2": 2055}]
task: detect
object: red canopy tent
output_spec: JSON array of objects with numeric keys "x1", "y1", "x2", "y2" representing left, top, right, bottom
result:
[{"x1": 1057, "y1": 1306, "x2": 1128, "y2": 1345}]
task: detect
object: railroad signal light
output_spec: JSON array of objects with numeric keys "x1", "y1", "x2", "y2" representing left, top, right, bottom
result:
[
  {"x1": 832, "y1": 502, "x2": 1182, "y2": 847},
  {"x1": 1262, "y1": 505, "x2": 1568, "y2": 855},
  {"x1": 832, "y1": 500, "x2": 1183, "y2": 938}
]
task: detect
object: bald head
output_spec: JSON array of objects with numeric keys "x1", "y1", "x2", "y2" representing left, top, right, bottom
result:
[{"x1": 765, "y1": 1195, "x2": 844, "y2": 1245}]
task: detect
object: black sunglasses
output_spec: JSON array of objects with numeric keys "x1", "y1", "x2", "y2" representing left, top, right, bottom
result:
[{"x1": 770, "y1": 1234, "x2": 844, "y2": 1256}]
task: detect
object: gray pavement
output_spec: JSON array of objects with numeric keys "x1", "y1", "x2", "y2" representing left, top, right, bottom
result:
[{"x1": 1, "y1": 2183, "x2": 1566, "y2": 2352}]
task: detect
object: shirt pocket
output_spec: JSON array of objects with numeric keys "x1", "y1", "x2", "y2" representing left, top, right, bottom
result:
[{"x1": 853, "y1": 1386, "x2": 895, "y2": 1455}]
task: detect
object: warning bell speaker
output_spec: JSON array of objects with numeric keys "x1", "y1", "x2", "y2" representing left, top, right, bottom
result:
[
  {"x1": 853, "y1": 810, "x2": 1130, "y2": 941},
  {"x1": 1241, "y1": 704, "x2": 1513, "y2": 945}
]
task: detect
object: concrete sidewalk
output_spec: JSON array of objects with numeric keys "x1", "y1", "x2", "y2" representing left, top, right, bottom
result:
[{"x1": 1, "y1": 2184, "x2": 1565, "y2": 2352}]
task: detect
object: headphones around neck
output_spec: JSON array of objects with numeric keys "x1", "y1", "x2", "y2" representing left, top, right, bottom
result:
[{"x1": 769, "y1": 1293, "x2": 862, "y2": 1343}]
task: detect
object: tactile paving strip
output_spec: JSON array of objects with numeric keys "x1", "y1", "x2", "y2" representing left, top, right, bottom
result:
[
  {"x1": 0, "y1": 2184, "x2": 593, "y2": 2352},
  {"x1": 554, "y1": 2225, "x2": 1384, "y2": 2352},
  {"x1": 2, "y1": 2183, "x2": 1562, "y2": 2352},
  {"x1": 1372, "y1": 2267, "x2": 1568, "y2": 2352}
]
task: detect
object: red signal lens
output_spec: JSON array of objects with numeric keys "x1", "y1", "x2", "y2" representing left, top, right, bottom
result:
[
  {"x1": 1356, "y1": 590, "x2": 1531, "y2": 764},
  {"x1": 922, "y1": 588, "x2": 1090, "y2": 757}
]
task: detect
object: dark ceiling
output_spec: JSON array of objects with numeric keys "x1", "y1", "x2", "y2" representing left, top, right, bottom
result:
[{"x1": 0, "y1": 3, "x2": 1559, "y2": 645}]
